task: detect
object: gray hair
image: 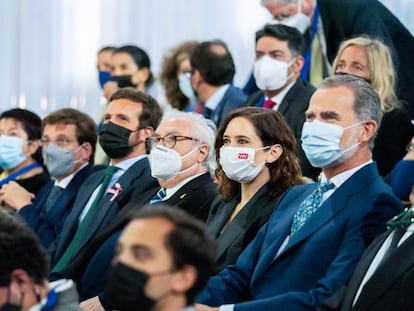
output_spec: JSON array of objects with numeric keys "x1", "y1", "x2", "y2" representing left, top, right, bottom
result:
[
  {"x1": 161, "y1": 110, "x2": 217, "y2": 175},
  {"x1": 319, "y1": 75, "x2": 382, "y2": 149}
]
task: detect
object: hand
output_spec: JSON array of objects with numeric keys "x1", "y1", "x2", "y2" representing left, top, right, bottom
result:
[
  {"x1": 0, "y1": 181, "x2": 34, "y2": 211},
  {"x1": 80, "y1": 296, "x2": 104, "y2": 311},
  {"x1": 195, "y1": 303, "x2": 220, "y2": 311},
  {"x1": 103, "y1": 81, "x2": 119, "y2": 101}
]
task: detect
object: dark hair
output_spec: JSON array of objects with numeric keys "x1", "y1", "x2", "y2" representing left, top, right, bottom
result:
[
  {"x1": 0, "y1": 209, "x2": 49, "y2": 286},
  {"x1": 114, "y1": 45, "x2": 154, "y2": 87},
  {"x1": 215, "y1": 107, "x2": 303, "y2": 200},
  {"x1": 110, "y1": 87, "x2": 163, "y2": 130},
  {"x1": 190, "y1": 40, "x2": 235, "y2": 86},
  {"x1": 129, "y1": 205, "x2": 216, "y2": 305},
  {"x1": 98, "y1": 46, "x2": 116, "y2": 55},
  {"x1": 256, "y1": 24, "x2": 305, "y2": 57},
  {"x1": 42, "y1": 108, "x2": 97, "y2": 164},
  {"x1": 159, "y1": 41, "x2": 199, "y2": 110},
  {"x1": 0, "y1": 108, "x2": 43, "y2": 164}
]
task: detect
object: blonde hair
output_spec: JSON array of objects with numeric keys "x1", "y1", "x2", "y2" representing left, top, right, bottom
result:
[{"x1": 332, "y1": 36, "x2": 399, "y2": 114}]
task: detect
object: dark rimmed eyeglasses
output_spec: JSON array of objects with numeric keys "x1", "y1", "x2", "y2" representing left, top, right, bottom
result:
[{"x1": 147, "y1": 134, "x2": 199, "y2": 149}]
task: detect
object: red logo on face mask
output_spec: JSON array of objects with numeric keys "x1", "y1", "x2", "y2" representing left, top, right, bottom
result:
[{"x1": 238, "y1": 153, "x2": 249, "y2": 160}]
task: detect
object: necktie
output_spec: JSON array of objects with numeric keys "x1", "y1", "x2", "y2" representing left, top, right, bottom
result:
[
  {"x1": 52, "y1": 166, "x2": 118, "y2": 272},
  {"x1": 149, "y1": 188, "x2": 166, "y2": 204},
  {"x1": 263, "y1": 99, "x2": 276, "y2": 109},
  {"x1": 43, "y1": 185, "x2": 63, "y2": 214},
  {"x1": 204, "y1": 107, "x2": 213, "y2": 119},
  {"x1": 290, "y1": 181, "x2": 334, "y2": 236}
]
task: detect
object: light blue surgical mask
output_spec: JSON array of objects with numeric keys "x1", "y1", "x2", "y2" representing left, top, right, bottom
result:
[
  {"x1": 301, "y1": 119, "x2": 363, "y2": 168},
  {"x1": 42, "y1": 143, "x2": 83, "y2": 178},
  {"x1": 0, "y1": 135, "x2": 26, "y2": 170},
  {"x1": 178, "y1": 72, "x2": 196, "y2": 100}
]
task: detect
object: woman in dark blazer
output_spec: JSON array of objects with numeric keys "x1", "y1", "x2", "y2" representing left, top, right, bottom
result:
[
  {"x1": 206, "y1": 107, "x2": 303, "y2": 272},
  {"x1": 332, "y1": 36, "x2": 414, "y2": 177}
]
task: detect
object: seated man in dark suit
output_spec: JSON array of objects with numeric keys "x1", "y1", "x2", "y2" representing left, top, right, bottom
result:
[
  {"x1": 60, "y1": 111, "x2": 218, "y2": 309},
  {"x1": 48, "y1": 87, "x2": 162, "y2": 275},
  {"x1": 320, "y1": 181, "x2": 414, "y2": 310},
  {"x1": 190, "y1": 40, "x2": 246, "y2": 126},
  {"x1": 196, "y1": 75, "x2": 402, "y2": 311},
  {"x1": 0, "y1": 108, "x2": 97, "y2": 248},
  {"x1": 245, "y1": 24, "x2": 319, "y2": 180}
]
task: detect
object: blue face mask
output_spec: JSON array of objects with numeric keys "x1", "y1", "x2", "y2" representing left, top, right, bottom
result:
[
  {"x1": 99, "y1": 71, "x2": 112, "y2": 89},
  {"x1": 0, "y1": 135, "x2": 26, "y2": 170},
  {"x1": 301, "y1": 119, "x2": 362, "y2": 168},
  {"x1": 178, "y1": 72, "x2": 196, "y2": 100}
]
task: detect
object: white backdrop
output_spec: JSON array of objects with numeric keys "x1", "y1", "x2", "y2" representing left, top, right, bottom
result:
[{"x1": 0, "y1": 0, "x2": 412, "y2": 119}]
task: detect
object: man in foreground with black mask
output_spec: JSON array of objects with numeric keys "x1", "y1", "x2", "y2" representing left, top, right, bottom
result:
[
  {"x1": 49, "y1": 87, "x2": 161, "y2": 276},
  {"x1": 97, "y1": 205, "x2": 216, "y2": 311},
  {"x1": 0, "y1": 209, "x2": 82, "y2": 311}
]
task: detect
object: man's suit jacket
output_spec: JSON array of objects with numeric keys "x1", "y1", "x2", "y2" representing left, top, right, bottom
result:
[
  {"x1": 18, "y1": 164, "x2": 95, "y2": 248},
  {"x1": 245, "y1": 79, "x2": 319, "y2": 180},
  {"x1": 318, "y1": 0, "x2": 414, "y2": 117},
  {"x1": 206, "y1": 184, "x2": 279, "y2": 272},
  {"x1": 58, "y1": 172, "x2": 217, "y2": 300},
  {"x1": 320, "y1": 225, "x2": 414, "y2": 310},
  {"x1": 206, "y1": 85, "x2": 246, "y2": 126},
  {"x1": 197, "y1": 163, "x2": 402, "y2": 311},
  {"x1": 48, "y1": 157, "x2": 158, "y2": 267}
]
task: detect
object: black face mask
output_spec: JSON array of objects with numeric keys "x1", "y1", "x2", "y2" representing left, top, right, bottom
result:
[
  {"x1": 102, "y1": 262, "x2": 172, "y2": 311},
  {"x1": 335, "y1": 72, "x2": 371, "y2": 84},
  {"x1": 99, "y1": 122, "x2": 139, "y2": 159},
  {"x1": 111, "y1": 75, "x2": 136, "y2": 88}
]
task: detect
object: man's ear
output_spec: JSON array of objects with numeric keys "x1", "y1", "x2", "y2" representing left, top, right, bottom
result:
[
  {"x1": 293, "y1": 55, "x2": 305, "y2": 74},
  {"x1": 359, "y1": 120, "x2": 377, "y2": 143},
  {"x1": 80, "y1": 142, "x2": 93, "y2": 162},
  {"x1": 171, "y1": 265, "x2": 197, "y2": 295},
  {"x1": 266, "y1": 144, "x2": 284, "y2": 164},
  {"x1": 140, "y1": 126, "x2": 154, "y2": 140},
  {"x1": 197, "y1": 144, "x2": 209, "y2": 163}
]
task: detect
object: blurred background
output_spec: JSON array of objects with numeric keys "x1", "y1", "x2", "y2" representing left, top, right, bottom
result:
[{"x1": 0, "y1": 0, "x2": 412, "y2": 119}]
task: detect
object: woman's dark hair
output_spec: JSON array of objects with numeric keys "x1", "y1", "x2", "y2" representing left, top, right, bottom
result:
[
  {"x1": 0, "y1": 108, "x2": 43, "y2": 164},
  {"x1": 215, "y1": 107, "x2": 303, "y2": 200}
]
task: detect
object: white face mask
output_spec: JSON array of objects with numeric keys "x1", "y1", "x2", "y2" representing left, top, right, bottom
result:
[
  {"x1": 270, "y1": 0, "x2": 311, "y2": 34},
  {"x1": 219, "y1": 146, "x2": 269, "y2": 183},
  {"x1": 178, "y1": 72, "x2": 196, "y2": 100},
  {"x1": 254, "y1": 55, "x2": 295, "y2": 91},
  {"x1": 149, "y1": 145, "x2": 198, "y2": 180}
]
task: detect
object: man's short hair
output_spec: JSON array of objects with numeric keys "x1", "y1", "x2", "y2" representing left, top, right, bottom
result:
[
  {"x1": 42, "y1": 108, "x2": 97, "y2": 164},
  {"x1": 110, "y1": 87, "x2": 163, "y2": 131},
  {"x1": 190, "y1": 40, "x2": 235, "y2": 86},
  {"x1": 256, "y1": 24, "x2": 305, "y2": 57},
  {"x1": 0, "y1": 210, "x2": 49, "y2": 286},
  {"x1": 161, "y1": 110, "x2": 217, "y2": 174},
  {"x1": 319, "y1": 75, "x2": 382, "y2": 149},
  {"x1": 129, "y1": 205, "x2": 216, "y2": 305}
]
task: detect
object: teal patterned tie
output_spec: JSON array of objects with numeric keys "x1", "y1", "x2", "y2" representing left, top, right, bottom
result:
[
  {"x1": 149, "y1": 188, "x2": 166, "y2": 204},
  {"x1": 290, "y1": 181, "x2": 334, "y2": 236}
]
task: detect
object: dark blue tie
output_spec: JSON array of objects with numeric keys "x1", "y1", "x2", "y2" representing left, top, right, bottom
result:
[
  {"x1": 43, "y1": 185, "x2": 64, "y2": 214},
  {"x1": 149, "y1": 188, "x2": 166, "y2": 204}
]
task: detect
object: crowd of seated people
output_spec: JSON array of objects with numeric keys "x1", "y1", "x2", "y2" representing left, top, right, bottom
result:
[{"x1": 1, "y1": 1, "x2": 414, "y2": 309}]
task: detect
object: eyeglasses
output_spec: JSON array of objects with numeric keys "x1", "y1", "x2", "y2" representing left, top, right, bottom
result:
[{"x1": 147, "y1": 134, "x2": 198, "y2": 149}]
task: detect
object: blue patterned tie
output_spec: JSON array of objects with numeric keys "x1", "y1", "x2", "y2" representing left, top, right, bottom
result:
[
  {"x1": 290, "y1": 181, "x2": 334, "y2": 236},
  {"x1": 149, "y1": 188, "x2": 166, "y2": 204}
]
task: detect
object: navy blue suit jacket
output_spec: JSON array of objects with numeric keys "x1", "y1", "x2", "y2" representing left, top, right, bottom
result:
[
  {"x1": 205, "y1": 85, "x2": 246, "y2": 126},
  {"x1": 49, "y1": 157, "x2": 158, "y2": 267},
  {"x1": 197, "y1": 163, "x2": 402, "y2": 311},
  {"x1": 18, "y1": 165, "x2": 94, "y2": 248}
]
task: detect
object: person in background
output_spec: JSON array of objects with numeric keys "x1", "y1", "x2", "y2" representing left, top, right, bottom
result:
[
  {"x1": 0, "y1": 208, "x2": 83, "y2": 311},
  {"x1": 103, "y1": 45, "x2": 163, "y2": 104},
  {"x1": 190, "y1": 40, "x2": 246, "y2": 126},
  {"x1": 97, "y1": 46, "x2": 116, "y2": 89},
  {"x1": 196, "y1": 75, "x2": 402, "y2": 311},
  {"x1": 391, "y1": 136, "x2": 414, "y2": 204},
  {"x1": 0, "y1": 108, "x2": 49, "y2": 196},
  {"x1": 259, "y1": 0, "x2": 414, "y2": 118},
  {"x1": 206, "y1": 107, "x2": 303, "y2": 272},
  {"x1": 93, "y1": 205, "x2": 216, "y2": 311},
  {"x1": 245, "y1": 24, "x2": 319, "y2": 180},
  {"x1": 332, "y1": 36, "x2": 414, "y2": 177},
  {"x1": 159, "y1": 40, "x2": 199, "y2": 112},
  {"x1": 0, "y1": 108, "x2": 97, "y2": 249}
]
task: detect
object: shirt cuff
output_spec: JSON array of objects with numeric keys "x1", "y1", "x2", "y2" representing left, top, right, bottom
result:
[{"x1": 220, "y1": 304, "x2": 234, "y2": 311}]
